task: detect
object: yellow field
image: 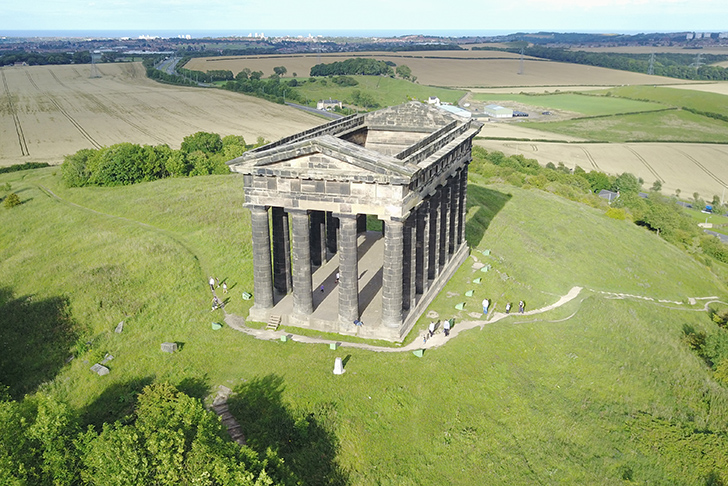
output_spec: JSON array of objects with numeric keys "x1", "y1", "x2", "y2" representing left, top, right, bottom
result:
[
  {"x1": 2, "y1": 60, "x2": 726, "y2": 201},
  {"x1": 476, "y1": 137, "x2": 728, "y2": 199},
  {"x1": 0, "y1": 63, "x2": 321, "y2": 167},
  {"x1": 184, "y1": 51, "x2": 691, "y2": 89}
]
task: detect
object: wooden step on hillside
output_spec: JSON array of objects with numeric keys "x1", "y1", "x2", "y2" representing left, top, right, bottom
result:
[{"x1": 266, "y1": 314, "x2": 281, "y2": 331}]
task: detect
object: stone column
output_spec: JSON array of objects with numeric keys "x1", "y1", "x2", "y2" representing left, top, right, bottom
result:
[
  {"x1": 439, "y1": 182, "x2": 451, "y2": 267},
  {"x1": 357, "y1": 213, "x2": 367, "y2": 234},
  {"x1": 382, "y1": 218, "x2": 404, "y2": 328},
  {"x1": 250, "y1": 206, "x2": 274, "y2": 309},
  {"x1": 459, "y1": 164, "x2": 468, "y2": 245},
  {"x1": 309, "y1": 211, "x2": 324, "y2": 268},
  {"x1": 415, "y1": 200, "x2": 428, "y2": 295},
  {"x1": 449, "y1": 174, "x2": 459, "y2": 254},
  {"x1": 427, "y1": 191, "x2": 440, "y2": 280},
  {"x1": 326, "y1": 211, "x2": 338, "y2": 260},
  {"x1": 402, "y1": 214, "x2": 414, "y2": 311},
  {"x1": 289, "y1": 209, "x2": 313, "y2": 315},
  {"x1": 271, "y1": 207, "x2": 290, "y2": 295},
  {"x1": 336, "y1": 213, "x2": 359, "y2": 324}
]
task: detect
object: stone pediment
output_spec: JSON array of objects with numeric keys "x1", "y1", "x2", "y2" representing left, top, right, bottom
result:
[{"x1": 229, "y1": 135, "x2": 418, "y2": 184}]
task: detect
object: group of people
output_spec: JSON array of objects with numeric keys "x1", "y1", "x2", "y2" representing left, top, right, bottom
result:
[
  {"x1": 423, "y1": 319, "x2": 452, "y2": 343},
  {"x1": 481, "y1": 299, "x2": 526, "y2": 315},
  {"x1": 209, "y1": 276, "x2": 227, "y2": 311}
]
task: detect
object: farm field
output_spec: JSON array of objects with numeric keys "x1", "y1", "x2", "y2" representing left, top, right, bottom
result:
[
  {"x1": 0, "y1": 63, "x2": 321, "y2": 167},
  {"x1": 184, "y1": 51, "x2": 692, "y2": 88},
  {"x1": 474, "y1": 139, "x2": 728, "y2": 199},
  {"x1": 600, "y1": 85, "x2": 728, "y2": 115},
  {"x1": 2, "y1": 166, "x2": 728, "y2": 484},
  {"x1": 470, "y1": 92, "x2": 666, "y2": 116}
]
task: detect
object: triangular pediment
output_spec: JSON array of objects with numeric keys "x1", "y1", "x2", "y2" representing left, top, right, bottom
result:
[{"x1": 229, "y1": 135, "x2": 418, "y2": 184}]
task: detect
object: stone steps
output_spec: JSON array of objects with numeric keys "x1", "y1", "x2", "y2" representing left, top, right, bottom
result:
[
  {"x1": 266, "y1": 314, "x2": 281, "y2": 331},
  {"x1": 209, "y1": 386, "x2": 246, "y2": 446}
]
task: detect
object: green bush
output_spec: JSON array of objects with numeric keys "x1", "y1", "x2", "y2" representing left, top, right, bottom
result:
[{"x1": 3, "y1": 193, "x2": 20, "y2": 208}]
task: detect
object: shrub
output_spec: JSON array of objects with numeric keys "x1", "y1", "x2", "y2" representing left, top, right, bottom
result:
[{"x1": 4, "y1": 193, "x2": 21, "y2": 208}]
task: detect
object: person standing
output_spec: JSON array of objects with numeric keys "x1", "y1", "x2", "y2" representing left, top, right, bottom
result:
[
  {"x1": 519, "y1": 300, "x2": 525, "y2": 313},
  {"x1": 428, "y1": 321, "x2": 436, "y2": 338},
  {"x1": 482, "y1": 298, "x2": 489, "y2": 315},
  {"x1": 222, "y1": 282, "x2": 228, "y2": 294},
  {"x1": 443, "y1": 319, "x2": 451, "y2": 337},
  {"x1": 505, "y1": 302, "x2": 512, "y2": 314},
  {"x1": 209, "y1": 276, "x2": 215, "y2": 292}
]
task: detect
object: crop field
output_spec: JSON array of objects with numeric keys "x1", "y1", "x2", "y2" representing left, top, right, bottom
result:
[
  {"x1": 0, "y1": 63, "x2": 321, "y2": 167},
  {"x1": 184, "y1": 50, "x2": 691, "y2": 88},
  {"x1": 475, "y1": 139, "x2": 728, "y2": 199},
  {"x1": 470, "y1": 92, "x2": 666, "y2": 116}
]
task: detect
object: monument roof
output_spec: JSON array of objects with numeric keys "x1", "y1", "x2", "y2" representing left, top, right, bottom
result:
[{"x1": 228, "y1": 102, "x2": 482, "y2": 184}]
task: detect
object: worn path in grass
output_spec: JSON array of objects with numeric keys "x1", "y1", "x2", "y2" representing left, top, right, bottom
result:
[{"x1": 223, "y1": 287, "x2": 724, "y2": 353}]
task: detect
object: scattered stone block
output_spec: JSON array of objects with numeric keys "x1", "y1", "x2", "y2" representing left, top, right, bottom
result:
[
  {"x1": 329, "y1": 342, "x2": 340, "y2": 350},
  {"x1": 413, "y1": 349, "x2": 424, "y2": 358},
  {"x1": 280, "y1": 334, "x2": 292, "y2": 342},
  {"x1": 481, "y1": 265, "x2": 491, "y2": 273},
  {"x1": 465, "y1": 290, "x2": 474, "y2": 297},
  {"x1": 473, "y1": 278, "x2": 482, "y2": 284},
  {"x1": 211, "y1": 322, "x2": 223, "y2": 330},
  {"x1": 241, "y1": 292, "x2": 252, "y2": 300},
  {"x1": 161, "y1": 342, "x2": 178, "y2": 353},
  {"x1": 482, "y1": 249, "x2": 490, "y2": 256},
  {"x1": 455, "y1": 302, "x2": 465, "y2": 310},
  {"x1": 333, "y1": 357, "x2": 345, "y2": 375},
  {"x1": 100, "y1": 354, "x2": 114, "y2": 365},
  {"x1": 90, "y1": 363, "x2": 109, "y2": 376},
  {"x1": 114, "y1": 321, "x2": 124, "y2": 333}
]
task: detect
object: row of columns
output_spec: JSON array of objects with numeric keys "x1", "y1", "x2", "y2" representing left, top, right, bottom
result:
[{"x1": 249, "y1": 165, "x2": 468, "y2": 329}]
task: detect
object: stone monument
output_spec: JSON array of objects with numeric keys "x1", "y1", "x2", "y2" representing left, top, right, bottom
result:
[{"x1": 229, "y1": 102, "x2": 482, "y2": 341}]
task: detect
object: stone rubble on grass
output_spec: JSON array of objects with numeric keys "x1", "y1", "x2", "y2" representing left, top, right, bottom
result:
[
  {"x1": 90, "y1": 363, "x2": 109, "y2": 376},
  {"x1": 114, "y1": 321, "x2": 124, "y2": 333},
  {"x1": 161, "y1": 342, "x2": 178, "y2": 353},
  {"x1": 100, "y1": 354, "x2": 114, "y2": 365}
]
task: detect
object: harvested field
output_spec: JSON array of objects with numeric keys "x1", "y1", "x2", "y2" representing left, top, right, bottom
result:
[
  {"x1": 667, "y1": 82, "x2": 728, "y2": 96},
  {"x1": 185, "y1": 51, "x2": 692, "y2": 89},
  {"x1": 475, "y1": 138, "x2": 728, "y2": 199},
  {"x1": 0, "y1": 63, "x2": 321, "y2": 167},
  {"x1": 569, "y1": 46, "x2": 728, "y2": 55}
]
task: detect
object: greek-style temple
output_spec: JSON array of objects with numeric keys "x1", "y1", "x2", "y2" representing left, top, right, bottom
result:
[{"x1": 229, "y1": 102, "x2": 482, "y2": 341}]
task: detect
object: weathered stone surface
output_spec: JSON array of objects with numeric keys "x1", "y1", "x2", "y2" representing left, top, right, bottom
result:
[
  {"x1": 161, "y1": 342, "x2": 178, "y2": 353},
  {"x1": 90, "y1": 363, "x2": 109, "y2": 376},
  {"x1": 114, "y1": 321, "x2": 124, "y2": 333}
]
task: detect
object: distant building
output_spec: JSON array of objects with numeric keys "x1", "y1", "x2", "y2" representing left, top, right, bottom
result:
[
  {"x1": 437, "y1": 104, "x2": 471, "y2": 119},
  {"x1": 427, "y1": 96, "x2": 440, "y2": 105},
  {"x1": 317, "y1": 99, "x2": 342, "y2": 111},
  {"x1": 483, "y1": 104, "x2": 513, "y2": 118}
]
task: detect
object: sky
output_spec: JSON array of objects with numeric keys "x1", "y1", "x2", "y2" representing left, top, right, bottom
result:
[{"x1": 1, "y1": 0, "x2": 727, "y2": 36}]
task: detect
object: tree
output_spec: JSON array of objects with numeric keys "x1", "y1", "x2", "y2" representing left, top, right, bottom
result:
[
  {"x1": 3, "y1": 193, "x2": 20, "y2": 209},
  {"x1": 272, "y1": 66, "x2": 287, "y2": 76},
  {"x1": 236, "y1": 68, "x2": 251, "y2": 80},
  {"x1": 651, "y1": 179, "x2": 662, "y2": 192},
  {"x1": 181, "y1": 132, "x2": 223, "y2": 155},
  {"x1": 613, "y1": 172, "x2": 642, "y2": 194},
  {"x1": 61, "y1": 148, "x2": 96, "y2": 187},
  {"x1": 249, "y1": 71, "x2": 263, "y2": 81},
  {"x1": 395, "y1": 65, "x2": 413, "y2": 81}
]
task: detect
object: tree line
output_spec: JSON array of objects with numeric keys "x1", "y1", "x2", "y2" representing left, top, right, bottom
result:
[
  {"x1": 0, "y1": 50, "x2": 91, "y2": 67},
  {"x1": 61, "y1": 132, "x2": 257, "y2": 187},
  {"x1": 310, "y1": 58, "x2": 395, "y2": 77},
  {"x1": 0, "y1": 382, "x2": 301, "y2": 485}
]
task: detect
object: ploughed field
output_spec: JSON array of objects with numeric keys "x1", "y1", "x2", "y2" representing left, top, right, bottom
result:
[{"x1": 0, "y1": 63, "x2": 321, "y2": 167}]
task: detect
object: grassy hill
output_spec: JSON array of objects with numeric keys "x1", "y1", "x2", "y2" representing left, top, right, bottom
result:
[{"x1": 2, "y1": 167, "x2": 728, "y2": 484}]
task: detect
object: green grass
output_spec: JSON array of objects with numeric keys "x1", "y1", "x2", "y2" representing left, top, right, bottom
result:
[
  {"x1": 601, "y1": 85, "x2": 728, "y2": 118},
  {"x1": 292, "y1": 76, "x2": 466, "y2": 108},
  {"x1": 2, "y1": 167, "x2": 728, "y2": 484},
  {"x1": 520, "y1": 108, "x2": 728, "y2": 142},
  {"x1": 471, "y1": 92, "x2": 665, "y2": 116}
]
